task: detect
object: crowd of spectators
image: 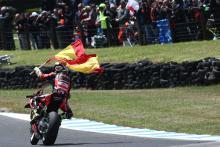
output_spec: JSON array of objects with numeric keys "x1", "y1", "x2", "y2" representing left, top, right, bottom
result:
[
  {"x1": 0, "y1": 6, "x2": 16, "y2": 50},
  {"x1": 0, "y1": 0, "x2": 220, "y2": 50}
]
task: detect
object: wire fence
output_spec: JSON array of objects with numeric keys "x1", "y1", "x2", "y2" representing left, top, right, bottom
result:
[{"x1": 0, "y1": 20, "x2": 219, "y2": 50}]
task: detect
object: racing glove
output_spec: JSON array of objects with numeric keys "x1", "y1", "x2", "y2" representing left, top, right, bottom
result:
[{"x1": 34, "y1": 67, "x2": 42, "y2": 77}]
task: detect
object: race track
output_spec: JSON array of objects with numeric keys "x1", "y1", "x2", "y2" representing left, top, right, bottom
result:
[{"x1": 0, "y1": 115, "x2": 217, "y2": 147}]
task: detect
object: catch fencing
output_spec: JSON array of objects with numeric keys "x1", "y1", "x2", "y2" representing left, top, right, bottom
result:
[{"x1": 0, "y1": 20, "x2": 219, "y2": 50}]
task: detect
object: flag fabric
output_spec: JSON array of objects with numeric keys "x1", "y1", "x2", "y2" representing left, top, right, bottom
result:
[
  {"x1": 53, "y1": 39, "x2": 103, "y2": 74},
  {"x1": 54, "y1": 39, "x2": 85, "y2": 60},
  {"x1": 65, "y1": 54, "x2": 103, "y2": 74},
  {"x1": 126, "y1": 0, "x2": 139, "y2": 15}
]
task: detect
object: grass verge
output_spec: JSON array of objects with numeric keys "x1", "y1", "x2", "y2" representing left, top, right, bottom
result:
[
  {"x1": 0, "y1": 40, "x2": 220, "y2": 68},
  {"x1": 1, "y1": 40, "x2": 220, "y2": 135},
  {"x1": 1, "y1": 85, "x2": 220, "y2": 135}
]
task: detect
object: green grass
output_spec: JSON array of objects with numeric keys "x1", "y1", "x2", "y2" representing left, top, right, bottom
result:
[
  {"x1": 1, "y1": 85, "x2": 220, "y2": 135},
  {"x1": 1, "y1": 40, "x2": 220, "y2": 68},
  {"x1": 1, "y1": 40, "x2": 220, "y2": 135}
]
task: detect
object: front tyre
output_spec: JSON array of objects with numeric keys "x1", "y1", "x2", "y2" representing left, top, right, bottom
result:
[
  {"x1": 30, "y1": 126, "x2": 39, "y2": 145},
  {"x1": 42, "y1": 111, "x2": 61, "y2": 145},
  {"x1": 30, "y1": 132, "x2": 39, "y2": 145}
]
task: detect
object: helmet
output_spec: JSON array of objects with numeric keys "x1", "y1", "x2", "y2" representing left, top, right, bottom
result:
[{"x1": 54, "y1": 62, "x2": 65, "y2": 72}]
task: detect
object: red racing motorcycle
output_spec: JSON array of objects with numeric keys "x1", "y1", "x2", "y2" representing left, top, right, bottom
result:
[{"x1": 25, "y1": 86, "x2": 67, "y2": 145}]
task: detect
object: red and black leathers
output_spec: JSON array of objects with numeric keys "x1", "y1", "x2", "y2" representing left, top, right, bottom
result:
[{"x1": 39, "y1": 71, "x2": 73, "y2": 118}]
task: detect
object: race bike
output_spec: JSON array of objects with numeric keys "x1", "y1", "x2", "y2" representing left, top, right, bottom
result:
[{"x1": 24, "y1": 86, "x2": 67, "y2": 145}]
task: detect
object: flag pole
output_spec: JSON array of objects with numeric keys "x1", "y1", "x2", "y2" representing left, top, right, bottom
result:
[{"x1": 30, "y1": 58, "x2": 53, "y2": 75}]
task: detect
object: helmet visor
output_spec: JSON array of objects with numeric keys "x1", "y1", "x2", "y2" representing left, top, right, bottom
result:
[{"x1": 55, "y1": 65, "x2": 63, "y2": 71}]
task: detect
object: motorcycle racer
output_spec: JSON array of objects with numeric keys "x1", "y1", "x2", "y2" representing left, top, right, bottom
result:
[{"x1": 33, "y1": 62, "x2": 73, "y2": 119}]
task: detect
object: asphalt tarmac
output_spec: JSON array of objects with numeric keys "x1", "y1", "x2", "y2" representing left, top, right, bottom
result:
[{"x1": 0, "y1": 115, "x2": 218, "y2": 147}]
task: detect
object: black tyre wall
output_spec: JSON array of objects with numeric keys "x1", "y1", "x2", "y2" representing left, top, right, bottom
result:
[{"x1": 1, "y1": 57, "x2": 220, "y2": 89}]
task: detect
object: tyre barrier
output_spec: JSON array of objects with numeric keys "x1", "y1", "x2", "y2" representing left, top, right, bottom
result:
[{"x1": 1, "y1": 57, "x2": 220, "y2": 89}]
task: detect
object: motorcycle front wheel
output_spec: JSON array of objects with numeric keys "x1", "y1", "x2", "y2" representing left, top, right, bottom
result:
[
  {"x1": 30, "y1": 125, "x2": 39, "y2": 145},
  {"x1": 42, "y1": 111, "x2": 61, "y2": 145}
]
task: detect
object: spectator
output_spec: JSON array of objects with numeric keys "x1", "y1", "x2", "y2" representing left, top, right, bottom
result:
[
  {"x1": 56, "y1": 8, "x2": 66, "y2": 48},
  {"x1": 45, "y1": 11, "x2": 59, "y2": 49},
  {"x1": 209, "y1": 0, "x2": 220, "y2": 38},
  {"x1": 28, "y1": 12, "x2": 40, "y2": 50},
  {"x1": 152, "y1": 0, "x2": 172, "y2": 44},
  {"x1": 0, "y1": 6, "x2": 15, "y2": 50},
  {"x1": 105, "y1": 1, "x2": 119, "y2": 45},
  {"x1": 74, "y1": 3, "x2": 86, "y2": 44},
  {"x1": 15, "y1": 13, "x2": 30, "y2": 50},
  {"x1": 63, "y1": 5, "x2": 74, "y2": 46},
  {"x1": 0, "y1": 0, "x2": 217, "y2": 50},
  {"x1": 96, "y1": 3, "x2": 108, "y2": 36},
  {"x1": 37, "y1": 11, "x2": 50, "y2": 49},
  {"x1": 75, "y1": 3, "x2": 84, "y2": 24},
  {"x1": 81, "y1": 5, "x2": 97, "y2": 47},
  {"x1": 137, "y1": 1, "x2": 154, "y2": 45},
  {"x1": 115, "y1": 0, "x2": 130, "y2": 43},
  {"x1": 103, "y1": 1, "x2": 114, "y2": 46},
  {"x1": 170, "y1": 0, "x2": 188, "y2": 42},
  {"x1": 0, "y1": 6, "x2": 2, "y2": 49}
]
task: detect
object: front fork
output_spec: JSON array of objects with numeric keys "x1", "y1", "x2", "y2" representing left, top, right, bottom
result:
[
  {"x1": 30, "y1": 107, "x2": 46, "y2": 138},
  {"x1": 30, "y1": 123, "x2": 41, "y2": 140}
]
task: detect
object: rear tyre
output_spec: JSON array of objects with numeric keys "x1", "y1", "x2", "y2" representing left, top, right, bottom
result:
[{"x1": 42, "y1": 111, "x2": 61, "y2": 145}]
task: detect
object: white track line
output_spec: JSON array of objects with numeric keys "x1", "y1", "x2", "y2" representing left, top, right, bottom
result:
[{"x1": 1, "y1": 112, "x2": 220, "y2": 141}]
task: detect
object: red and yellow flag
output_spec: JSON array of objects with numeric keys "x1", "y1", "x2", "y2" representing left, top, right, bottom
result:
[{"x1": 53, "y1": 39, "x2": 103, "y2": 74}]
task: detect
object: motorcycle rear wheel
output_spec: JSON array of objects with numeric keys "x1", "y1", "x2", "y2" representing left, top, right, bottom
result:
[{"x1": 42, "y1": 111, "x2": 61, "y2": 145}]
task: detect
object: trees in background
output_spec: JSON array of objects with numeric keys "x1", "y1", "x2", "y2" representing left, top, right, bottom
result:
[{"x1": 0, "y1": 0, "x2": 40, "y2": 11}]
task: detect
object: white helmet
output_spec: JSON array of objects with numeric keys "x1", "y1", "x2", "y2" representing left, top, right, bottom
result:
[{"x1": 54, "y1": 62, "x2": 65, "y2": 72}]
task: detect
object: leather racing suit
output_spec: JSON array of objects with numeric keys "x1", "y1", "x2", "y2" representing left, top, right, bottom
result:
[{"x1": 35, "y1": 67, "x2": 73, "y2": 119}]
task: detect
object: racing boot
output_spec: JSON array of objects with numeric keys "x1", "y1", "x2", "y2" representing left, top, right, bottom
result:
[{"x1": 66, "y1": 108, "x2": 73, "y2": 119}]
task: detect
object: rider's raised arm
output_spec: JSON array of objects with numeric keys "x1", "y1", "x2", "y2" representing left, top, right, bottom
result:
[
  {"x1": 34, "y1": 67, "x2": 56, "y2": 80},
  {"x1": 39, "y1": 72, "x2": 56, "y2": 80}
]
